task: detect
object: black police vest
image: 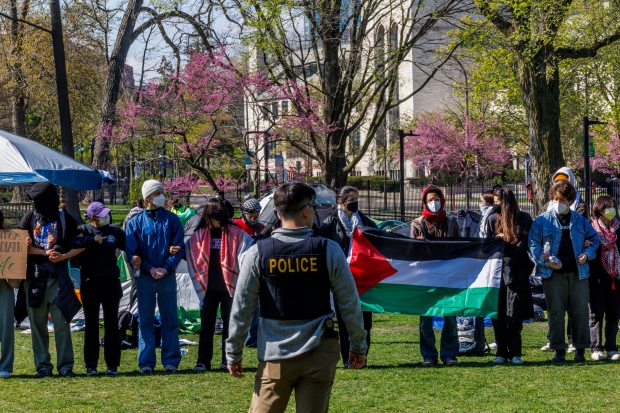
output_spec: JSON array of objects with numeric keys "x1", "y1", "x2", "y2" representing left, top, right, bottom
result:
[{"x1": 257, "y1": 235, "x2": 332, "y2": 320}]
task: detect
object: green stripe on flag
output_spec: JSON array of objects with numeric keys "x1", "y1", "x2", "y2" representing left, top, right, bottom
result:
[{"x1": 360, "y1": 284, "x2": 499, "y2": 318}]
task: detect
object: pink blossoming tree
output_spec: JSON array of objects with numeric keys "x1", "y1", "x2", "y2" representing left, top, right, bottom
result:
[{"x1": 404, "y1": 113, "x2": 512, "y2": 181}]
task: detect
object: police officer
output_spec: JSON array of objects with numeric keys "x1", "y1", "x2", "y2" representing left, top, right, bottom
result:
[{"x1": 226, "y1": 182, "x2": 367, "y2": 413}]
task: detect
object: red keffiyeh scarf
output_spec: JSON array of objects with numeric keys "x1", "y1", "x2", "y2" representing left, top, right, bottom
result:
[{"x1": 591, "y1": 217, "x2": 620, "y2": 289}]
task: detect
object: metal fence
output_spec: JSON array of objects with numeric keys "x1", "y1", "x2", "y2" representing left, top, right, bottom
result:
[
  {"x1": 357, "y1": 181, "x2": 614, "y2": 222},
  {"x1": 0, "y1": 202, "x2": 31, "y2": 228}
]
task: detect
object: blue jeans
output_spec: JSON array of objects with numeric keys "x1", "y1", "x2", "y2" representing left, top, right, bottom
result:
[
  {"x1": 136, "y1": 274, "x2": 181, "y2": 369},
  {"x1": 419, "y1": 316, "x2": 459, "y2": 362}
]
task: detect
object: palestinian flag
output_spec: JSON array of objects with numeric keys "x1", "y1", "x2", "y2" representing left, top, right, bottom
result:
[{"x1": 349, "y1": 227, "x2": 503, "y2": 318}]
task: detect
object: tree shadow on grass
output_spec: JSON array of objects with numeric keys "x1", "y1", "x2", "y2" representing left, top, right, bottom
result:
[{"x1": 362, "y1": 359, "x2": 610, "y2": 369}]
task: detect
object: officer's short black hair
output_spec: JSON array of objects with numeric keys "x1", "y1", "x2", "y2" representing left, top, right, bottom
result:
[{"x1": 274, "y1": 182, "x2": 316, "y2": 219}]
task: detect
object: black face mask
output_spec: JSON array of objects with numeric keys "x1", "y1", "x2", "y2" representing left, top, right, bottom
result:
[
  {"x1": 346, "y1": 201, "x2": 359, "y2": 212},
  {"x1": 492, "y1": 204, "x2": 501, "y2": 214},
  {"x1": 211, "y1": 210, "x2": 226, "y2": 222}
]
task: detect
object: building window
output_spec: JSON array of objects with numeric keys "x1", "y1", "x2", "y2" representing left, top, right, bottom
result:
[
  {"x1": 282, "y1": 101, "x2": 289, "y2": 115},
  {"x1": 271, "y1": 102, "x2": 279, "y2": 120}
]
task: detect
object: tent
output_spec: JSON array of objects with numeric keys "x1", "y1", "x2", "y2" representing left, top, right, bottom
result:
[
  {"x1": 258, "y1": 183, "x2": 337, "y2": 227},
  {"x1": 0, "y1": 129, "x2": 102, "y2": 189}
]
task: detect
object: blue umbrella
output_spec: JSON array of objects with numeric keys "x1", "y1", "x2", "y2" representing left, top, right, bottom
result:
[{"x1": 0, "y1": 129, "x2": 102, "y2": 190}]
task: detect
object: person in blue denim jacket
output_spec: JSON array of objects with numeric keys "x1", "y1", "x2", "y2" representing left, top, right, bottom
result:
[{"x1": 529, "y1": 181, "x2": 599, "y2": 363}]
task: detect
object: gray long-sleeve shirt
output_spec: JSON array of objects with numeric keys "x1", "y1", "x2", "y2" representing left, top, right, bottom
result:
[{"x1": 226, "y1": 227, "x2": 367, "y2": 364}]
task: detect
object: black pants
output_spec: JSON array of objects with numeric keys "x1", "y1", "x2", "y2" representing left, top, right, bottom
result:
[
  {"x1": 493, "y1": 283, "x2": 524, "y2": 358},
  {"x1": 492, "y1": 318, "x2": 523, "y2": 358},
  {"x1": 197, "y1": 291, "x2": 232, "y2": 367},
  {"x1": 336, "y1": 308, "x2": 372, "y2": 365},
  {"x1": 589, "y1": 276, "x2": 620, "y2": 352},
  {"x1": 81, "y1": 277, "x2": 122, "y2": 370}
]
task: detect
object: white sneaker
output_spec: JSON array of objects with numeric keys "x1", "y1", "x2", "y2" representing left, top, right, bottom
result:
[
  {"x1": 0, "y1": 371, "x2": 10, "y2": 379},
  {"x1": 568, "y1": 344, "x2": 577, "y2": 353},
  {"x1": 492, "y1": 356, "x2": 506, "y2": 364},
  {"x1": 540, "y1": 342, "x2": 553, "y2": 352},
  {"x1": 591, "y1": 351, "x2": 606, "y2": 361},
  {"x1": 608, "y1": 351, "x2": 620, "y2": 361},
  {"x1": 511, "y1": 357, "x2": 524, "y2": 365}
]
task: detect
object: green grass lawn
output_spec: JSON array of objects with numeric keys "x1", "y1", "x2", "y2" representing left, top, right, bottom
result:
[{"x1": 2, "y1": 315, "x2": 620, "y2": 412}]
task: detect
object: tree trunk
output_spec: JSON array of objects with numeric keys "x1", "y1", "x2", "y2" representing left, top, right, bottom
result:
[
  {"x1": 518, "y1": 53, "x2": 565, "y2": 214},
  {"x1": 49, "y1": 0, "x2": 80, "y2": 220},
  {"x1": 92, "y1": 0, "x2": 143, "y2": 182},
  {"x1": 9, "y1": 0, "x2": 29, "y2": 203}
]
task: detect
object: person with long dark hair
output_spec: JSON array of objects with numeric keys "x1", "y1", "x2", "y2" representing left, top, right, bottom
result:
[
  {"x1": 588, "y1": 196, "x2": 620, "y2": 361},
  {"x1": 485, "y1": 189, "x2": 534, "y2": 364},
  {"x1": 322, "y1": 186, "x2": 376, "y2": 367},
  {"x1": 186, "y1": 197, "x2": 252, "y2": 371},
  {"x1": 410, "y1": 184, "x2": 460, "y2": 366}
]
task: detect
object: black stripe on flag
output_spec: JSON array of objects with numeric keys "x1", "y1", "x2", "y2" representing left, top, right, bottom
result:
[{"x1": 357, "y1": 227, "x2": 504, "y2": 261}]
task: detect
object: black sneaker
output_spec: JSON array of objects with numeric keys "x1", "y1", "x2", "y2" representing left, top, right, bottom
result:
[
  {"x1": 551, "y1": 350, "x2": 566, "y2": 363},
  {"x1": 443, "y1": 357, "x2": 458, "y2": 366},
  {"x1": 105, "y1": 368, "x2": 118, "y2": 376},
  {"x1": 86, "y1": 368, "x2": 97, "y2": 377},
  {"x1": 33, "y1": 369, "x2": 53, "y2": 378},
  {"x1": 574, "y1": 349, "x2": 586, "y2": 363},
  {"x1": 140, "y1": 367, "x2": 153, "y2": 375},
  {"x1": 59, "y1": 369, "x2": 75, "y2": 377},
  {"x1": 422, "y1": 359, "x2": 437, "y2": 367},
  {"x1": 192, "y1": 363, "x2": 208, "y2": 372}
]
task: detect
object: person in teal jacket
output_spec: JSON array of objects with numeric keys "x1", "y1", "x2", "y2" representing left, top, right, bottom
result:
[{"x1": 125, "y1": 180, "x2": 185, "y2": 374}]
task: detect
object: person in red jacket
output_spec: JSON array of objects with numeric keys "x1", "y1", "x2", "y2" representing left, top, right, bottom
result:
[{"x1": 233, "y1": 197, "x2": 265, "y2": 239}]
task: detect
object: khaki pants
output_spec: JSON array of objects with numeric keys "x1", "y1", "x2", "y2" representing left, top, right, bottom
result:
[{"x1": 250, "y1": 337, "x2": 340, "y2": 413}]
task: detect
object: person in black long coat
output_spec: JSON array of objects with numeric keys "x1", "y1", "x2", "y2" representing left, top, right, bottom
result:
[
  {"x1": 321, "y1": 186, "x2": 376, "y2": 367},
  {"x1": 485, "y1": 189, "x2": 534, "y2": 364}
]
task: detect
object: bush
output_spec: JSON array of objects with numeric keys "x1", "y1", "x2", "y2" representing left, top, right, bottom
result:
[{"x1": 347, "y1": 176, "x2": 400, "y2": 192}]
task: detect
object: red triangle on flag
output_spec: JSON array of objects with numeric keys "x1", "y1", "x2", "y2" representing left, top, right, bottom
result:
[{"x1": 350, "y1": 227, "x2": 397, "y2": 295}]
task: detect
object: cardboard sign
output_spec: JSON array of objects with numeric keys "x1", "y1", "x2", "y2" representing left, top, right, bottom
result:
[{"x1": 0, "y1": 229, "x2": 28, "y2": 280}]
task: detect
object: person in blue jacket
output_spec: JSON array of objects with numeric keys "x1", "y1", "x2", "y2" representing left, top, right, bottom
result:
[
  {"x1": 125, "y1": 180, "x2": 185, "y2": 374},
  {"x1": 529, "y1": 181, "x2": 599, "y2": 363}
]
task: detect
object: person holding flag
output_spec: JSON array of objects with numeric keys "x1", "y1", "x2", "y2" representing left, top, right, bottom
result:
[
  {"x1": 410, "y1": 184, "x2": 460, "y2": 366},
  {"x1": 322, "y1": 185, "x2": 376, "y2": 367}
]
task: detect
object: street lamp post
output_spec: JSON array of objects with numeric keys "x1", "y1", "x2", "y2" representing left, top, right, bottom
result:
[
  {"x1": 398, "y1": 129, "x2": 419, "y2": 221},
  {"x1": 583, "y1": 116, "x2": 607, "y2": 217}
]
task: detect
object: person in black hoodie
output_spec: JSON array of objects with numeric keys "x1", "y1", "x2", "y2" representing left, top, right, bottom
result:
[
  {"x1": 18, "y1": 182, "x2": 83, "y2": 378},
  {"x1": 74, "y1": 201, "x2": 126, "y2": 376},
  {"x1": 322, "y1": 186, "x2": 376, "y2": 367}
]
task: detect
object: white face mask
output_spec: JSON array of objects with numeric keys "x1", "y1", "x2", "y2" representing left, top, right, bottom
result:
[
  {"x1": 152, "y1": 194, "x2": 166, "y2": 208},
  {"x1": 427, "y1": 200, "x2": 441, "y2": 213},
  {"x1": 97, "y1": 215, "x2": 110, "y2": 226},
  {"x1": 552, "y1": 200, "x2": 570, "y2": 215}
]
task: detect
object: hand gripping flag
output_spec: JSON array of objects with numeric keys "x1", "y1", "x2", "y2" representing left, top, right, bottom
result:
[{"x1": 349, "y1": 227, "x2": 504, "y2": 318}]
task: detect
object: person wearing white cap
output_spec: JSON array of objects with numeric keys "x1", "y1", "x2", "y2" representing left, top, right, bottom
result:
[{"x1": 125, "y1": 180, "x2": 185, "y2": 374}]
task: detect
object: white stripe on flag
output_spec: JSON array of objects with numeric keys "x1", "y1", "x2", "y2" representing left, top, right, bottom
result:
[{"x1": 381, "y1": 257, "x2": 502, "y2": 289}]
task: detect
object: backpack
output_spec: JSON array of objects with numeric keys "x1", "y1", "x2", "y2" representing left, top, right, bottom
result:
[
  {"x1": 118, "y1": 310, "x2": 139, "y2": 349},
  {"x1": 457, "y1": 316, "x2": 489, "y2": 356},
  {"x1": 456, "y1": 210, "x2": 482, "y2": 238}
]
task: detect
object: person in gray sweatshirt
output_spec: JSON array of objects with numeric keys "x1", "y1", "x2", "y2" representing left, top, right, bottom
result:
[{"x1": 226, "y1": 182, "x2": 367, "y2": 413}]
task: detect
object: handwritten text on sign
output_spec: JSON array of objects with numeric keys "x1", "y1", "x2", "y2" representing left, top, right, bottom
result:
[{"x1": 0, "y1": 230, "x2": 28, "y2": 279}]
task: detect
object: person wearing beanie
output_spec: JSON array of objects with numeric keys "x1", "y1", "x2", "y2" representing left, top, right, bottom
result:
[
  {"x1": 18, "y1": 182, "x2": 84, "y2": 378},
  {"x1": 73, "y1": 201, "x2": 126, "y2": 376},
  {"x1": 410, "y1": 185, "x2": 460, "y2": 366},
  {"x1": 125, "y1": 180, "x2": 185, "y2": 374},
  {"x1": 233, "y1": 196, "x2": 265, "y2": 239}
]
